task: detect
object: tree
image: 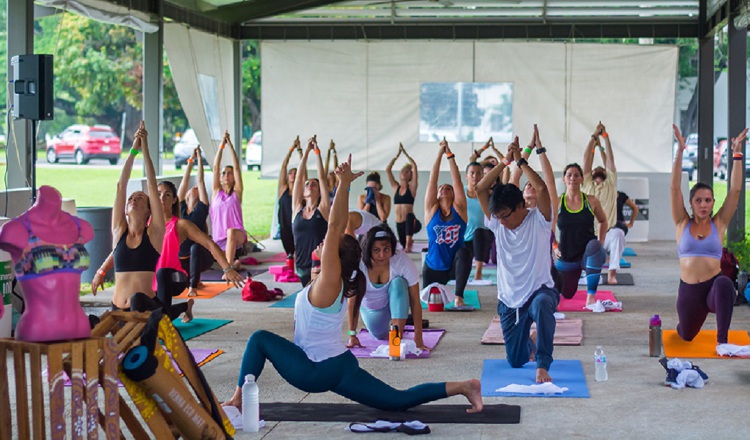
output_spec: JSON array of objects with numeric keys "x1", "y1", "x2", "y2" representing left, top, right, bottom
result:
[{"x1": 242, "y1": 40, "x2": 261, "y2": 133}]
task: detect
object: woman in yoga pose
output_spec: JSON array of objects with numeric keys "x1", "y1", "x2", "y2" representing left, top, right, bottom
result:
[
  {"x1": 385, "y1": 144, "x2": 420, "y2": 251},
  {"x1": 211, "y1": 131, "x2": 247, "y2": 270},
  {"x1": 358, "y1": 172, "x2": 391, "y2": 223},
  {"x1": 277, "y1": 137, "x2": 302, "y2": 263},
  {"x1": 223, "y1": 155, "x2": 482, "y2": 413},
  {"x1": 671, "y1": 125, "x2": 746, "y2": 346}
]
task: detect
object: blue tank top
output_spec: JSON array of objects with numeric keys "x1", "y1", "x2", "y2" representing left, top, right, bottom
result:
[
  {"x1": 425, "y1": 206, "x2": 466, "y2": 271},
  {"x1": 677, "y1": 220, "x2": 722, "y2": 260},
  {"x1": 464, "y1": 187, "x2": 485, "y2": 241}
]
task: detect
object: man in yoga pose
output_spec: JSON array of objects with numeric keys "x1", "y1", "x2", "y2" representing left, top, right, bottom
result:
[{"x1": 475, "y1": 136, "x2": 559, "y2": 383}]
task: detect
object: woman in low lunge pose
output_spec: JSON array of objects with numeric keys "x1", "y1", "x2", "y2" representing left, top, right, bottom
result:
[
  {"x1": 386, "y1": 143, "x2": 420, "y2": 251},
  {"x1": 671, "y1": 124, "x2": 746, "y2": 347},
  {"x1": 222, "y1": 155, "x2": 482, "y2": 413}
]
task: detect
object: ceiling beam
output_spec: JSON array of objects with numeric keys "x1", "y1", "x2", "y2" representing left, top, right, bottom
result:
[
  {"x1": 703, "y1": 0, "x2": 743, "y2": 37},
  {"x1": 208, "y1": 0, "x2": 346, "y2": 23}
]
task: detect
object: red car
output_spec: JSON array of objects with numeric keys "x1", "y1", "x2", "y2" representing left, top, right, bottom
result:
[{"x1": 46, "y1": 124, "x2": 122, "y2": 165}]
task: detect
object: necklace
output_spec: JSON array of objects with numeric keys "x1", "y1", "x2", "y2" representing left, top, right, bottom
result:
[{"x1": 697, "y1": 234, "x2": 705, "y2": 240}]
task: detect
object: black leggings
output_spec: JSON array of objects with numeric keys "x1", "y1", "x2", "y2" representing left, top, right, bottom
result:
[
  {"x1": 179, "y1": 244, "x2": 215, "y2": 288},
  {"x1": 422, "y1": 247, "x2": 472, "y2": 298},
  {"x1": 465, "y1": 228, "x2": 494, "y2": 263},
  {"x1": 129, "y1": 268, "x2": 189, "y2": 321},
  {"x1": 396, "y1": 212, "x2": 422, "y2": 248},
  {"x1": 280, "y1": 223, "x2": 295, "y2": 258},
  {"x1": 677, "y1": 274, "x2": 735, "y2": 344}
]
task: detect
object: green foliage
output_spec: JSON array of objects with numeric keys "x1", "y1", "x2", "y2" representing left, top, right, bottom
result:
[
  {"x1": 242, "y1": 40, "x2": 261, "y2": 132},
  {"x1": 729, "y1": 233, "x2": 750, "y2": 272}
]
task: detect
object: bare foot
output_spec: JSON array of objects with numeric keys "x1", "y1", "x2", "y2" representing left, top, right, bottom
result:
[
  {"x1": 454, "y1": 297, "x2": 467, "y2": 308},
  {"x1": 187, "y1": 288, "x2": 198, "y2": 297},
  {"x1": 585, "y1": 294, "x2": 597, "y2": 307},
  {"x1": 608, "y1": 270, "x2": 618, "y2": 285},
  {"x1": 182, "y1": 299, "x2": 195, "y2": 323},
  {"x1": 232, "y1": 259, "x2": 243, "y2": 271},
  {"x1": 474, "y1": 272, "x2": 483, "y2": 281},
  {"x1": 529, "y1": 330, "x2": 537, "y2": 362},
  {"x1": 463, "y1": 379, "x2": 483, "y2": 413},
  {"x1": 536, "y1": 368, "x2": 552, "y2": 383}
]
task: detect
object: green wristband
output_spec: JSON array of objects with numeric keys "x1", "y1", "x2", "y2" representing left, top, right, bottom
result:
[
  {"x1": 130, "y1": 148, "x2": 140, "y2": 156},
  {"x1": 523, "y1": 146, "x2": 533, "y2": 155}
]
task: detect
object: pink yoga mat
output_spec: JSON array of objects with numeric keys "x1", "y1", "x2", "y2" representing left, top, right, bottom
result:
[
  {"x1": 481, "y1": 317, "x2": 583, "y2": 345},
  {"x1": 261, "y1": 252, "x2": 288, "y2": 263},
  {"x1": 348, "y1": 326, "x2": 445, "y2": 359},
  {"x1": 557, "y1": 290, "x2": 620, "y2": 312}
]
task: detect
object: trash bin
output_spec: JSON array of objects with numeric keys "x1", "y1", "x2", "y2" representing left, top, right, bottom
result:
[{"x1": 77, "y1": 207, "x2": 114, "y2": 284}]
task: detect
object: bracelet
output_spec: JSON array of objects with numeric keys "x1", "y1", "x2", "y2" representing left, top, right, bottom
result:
[
  {"x1": 599, "y1": 147, "x2": 605, "y2": 152},
  {"x1": 97, "y1": 269, "x2": 106, "y2": 277},
  {"x1": 536, "y1": 147, "x2": 546, "y2": 155},
  {"x1": 187, "y1": 158, "x2": 194, "y2": 164},
  {"x1": 733, "y1": 154, "x2": 744, "y2": 160},
  {"x1": 591, "y1": 135, "x2": 598, "y2": 140},
  {"x1": 129, "y1": 148, "x2": 139, "y2": 156},
  {"x1": 517, "y1": 158, "x2": 529, "y2": 168},
  {"x1": 446, "y1": 153, "x2": 455, "y2": 160},
  {"x1": 523, "y1": 146, "x2": 533, "y2": 155},
  {"x1": 348, "y1": 330, "x2": 357, "y2": 336},
  {"x1": 501, "y1": 157, "x2": 511, "y2": 166},
  {"x1": 222, "y1": 266, "x2": 234, "y2": 273},
  {"x1": 314, "y1": 148, "x2": 321, "y2": 155},
  {"x1": 601, "y1": 132, "x2": 609, "y2": 138}
]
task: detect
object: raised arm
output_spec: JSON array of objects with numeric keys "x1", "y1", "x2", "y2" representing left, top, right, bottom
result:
[
  {"x1": 424, "y1": 143, "x2": 444, "y2": 220},
  {"x1": 223, "y1": 131, "x2": 243, "y2": 200},
  {"x1": 313, "y1": 137, "x2": 331, "y2": 219},
  {"x1": 141, "y1": 125, "x2": 165, "y2": 252},
  {"x1": 385, "y1": 146, "x2": 401, "y2": 191},
  {"x1": 671, "y1": 124, "x2": 690, "y2": 227},
  {"x1": 625, "y1": 197, "x2": 640, "y2": 229},
  {"x1": 278, "y1": 138, "x2": 299, "y2": 198},
  {"x1": 324, "y1": 140, "x2": 337, "y2": 176},
  {"x1": 308, "y1": 155, "x2": 363, "y2": 308},
  {"x1": 112, "y1": 122, "x2": 142, "y2": 241},
  {"x1": 212, "y1": 136, "x2": 225, "y2": 194},
  {"x1": 583, "y1": 122, "x2": 603, "y2": 176},
  {"x1": 402, "y1": 146, "x2": 419, "y2": 194},
  {"x1": 475, "y1": 141, "x2": 511, "y2": 219},
  {"x1": 714, "y1": 128, "x2": 748, "y2": 229},
  {"x1": 445, "y1": 140, "x2": 468, "y2": 222},
  {"x1": 292, "y1": 139, "x2": 313, "y2": 217},
  {"x1": 602, "y1": 125, "x2": 616, "y2": 172},
  {"x1": 195, "y1": 147, "x2": 209, "y2": 205},
  {"x1": 512, "y1": 141, "x2": 551, "y2": 222},
  {"x1": 469, "y1": 137, "x2": 492, "y2": 163},
  {"x1": 177, "y1": 147, "x2": 197, "y2": 202},
  {"x1": 509, "y1": 136, "x2": 532, "y2": 187},
  {"x1": 535, "y1": 125, "x2": 559, "y2": 224}
]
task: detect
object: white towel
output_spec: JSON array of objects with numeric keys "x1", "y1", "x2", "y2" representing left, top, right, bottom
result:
[
  {"x1": 584, "y1": 300, "x2": 606, "y2": 313},
  {"x1": 448, "y1": 279, "x2": 494, "y2": 286},
  {"x1": 495, "y1": 382, "x2": 569, "y2": 394},
  {"x1": 599, "y1": 299, "x2": 622, "y2": 311},
  {"x1": 716, "y1": 343, "x2": 750, "y2": 357},
  {"x1": 370, "y1": 340, "x2": 422, "y2": 358},
  {"x1": 419, "y1": 282, "x2": 456, "y2": 305},
  {"x1": 672, "y1": 369, "x2": 705, "y2": 389}
]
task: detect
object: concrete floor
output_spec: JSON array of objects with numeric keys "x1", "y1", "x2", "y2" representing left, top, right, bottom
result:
[{"x1": 53, "y1": 239, "x2": 750, "y2": 438}]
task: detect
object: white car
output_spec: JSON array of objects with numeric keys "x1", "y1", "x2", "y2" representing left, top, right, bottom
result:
[{"x1": 246, "y1": 131, "x2": 262, "y2": 171}]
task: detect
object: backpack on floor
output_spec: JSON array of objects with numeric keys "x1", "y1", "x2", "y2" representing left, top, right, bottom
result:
[
  {"x1": 721, "y1": 247, "x2": 740, "y2": 289},
  {"x1": 242, "y1": 280, "x2": 284, "y2": 302}
]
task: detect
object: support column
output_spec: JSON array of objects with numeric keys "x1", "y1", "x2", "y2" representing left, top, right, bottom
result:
[
  {"x1": 232, "y1": 39, "x2": 243, "y2": 160},
  {"x1": 142, "y1": 24, "x2": 164, "y2": 174},
  {"x1": 727, "y1": 18, "x2": 747, "y2": 243},
  {"x1": 6, "y1": 0, "x2": 33, "y2": 191},
  {"x1": 697, "y1": 35, "x2": 715, "y2": 185}
]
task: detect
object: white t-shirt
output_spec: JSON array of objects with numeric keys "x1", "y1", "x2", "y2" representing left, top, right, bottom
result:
[
  {"x1": 359, "y1": 249, "x2": 420, "y2": 310},
  {"x1": 485, "y1": 208, "x2": 554, "y2": 309},
  {"x1": 294, "y1": 283, "x2": 348, "y2": 362},
  {"x1": 353, "y1": 209, "x2": 382, "y2": 236}
]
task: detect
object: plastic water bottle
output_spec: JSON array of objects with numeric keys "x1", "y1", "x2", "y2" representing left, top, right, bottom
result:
[
  {"x1": 594, "y1": 346, "x2": 608, "y2": 382},
  {"x1": 649, "y1": 314, "x2": 662, "y2": 357},
  {"x1": 242, "y1": 374, "x2": 260, "y2": 432}
]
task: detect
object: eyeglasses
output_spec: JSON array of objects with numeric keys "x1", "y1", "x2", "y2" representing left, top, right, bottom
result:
[{"x1": 496, "y1": 207, "x2": 516, "y2": 221}]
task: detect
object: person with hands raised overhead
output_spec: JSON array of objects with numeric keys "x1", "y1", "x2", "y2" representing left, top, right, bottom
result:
[
  {"x1": 222, "y1": 155, "x2": 483, "y2": 414},
  {"x1": 386, "y1": 143, "x2": 421, "y2": 252},
  {"x1": 292, "y1": 135, "x2": 332, "y2": 286},
  {"x1": 325, "y1": 139, "x2": 340, "y2": 200},
  {"x1": 278, "y1": 137, "x2": 303, "y2": 262},
  {"x1": 422, "y1": 138, "x2": 472, "y2": 309},
  {"x1": 211, "y1": 130, "x2": 247, "y2": 271},
  {"x1": 582, "y1": 122, "x2": 623, "y2": 285},
  {"x1": 359, "y1": 171, "x2": 391, "y2": 223},
  {"x1": 464, "y1": 155, "x2": 494, "y2": 283},
  {"x1": 671, "y1": 125, "x2": 747, "y2": 348},
  {"x1": 475, "y1": 136, "x2": 559, "y2": 384}
]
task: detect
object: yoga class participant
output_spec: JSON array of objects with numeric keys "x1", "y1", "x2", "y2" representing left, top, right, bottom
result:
[
  {"x1": 345, "y1": 209, "x2": 383, "y2": 238},
  {"x1": 464, "y1": 161, "x2": 494, "y2": 281},
  {"x1": 325, "y1": 139, "x2": 339, "y2": 200},
  {"x1": 346, "y1": 224, "x2": 426, "y2": 351},
  {"x1": 222, "y1": 156, "x2": 482, "y2": 413},
  {"x1": 278, "y1": 137, "x2": 302, "y2": 262},
  {"x1": 422, "y1": 139, "x2": 472, "y2": 308},
  {"x1": 582, "y1": 122, "x2": 623, "y2": 284},
  {"x1": 211, "y1": 130, "x2": 247, "y2": 271},
  {"x1": 0, "y1": 185, "x2": 94, "y2": 342},
  {"x1": 292, "y1": 135, "x2": 331, "y2": 286},
  {"x1": 476, "y1": 136, "x2": 559, "y2": 383},
  {"x1": 615, "y1": 191, "x2": 640, "y2": 234},
  {"x1": 554, "y1": 162, "x2": 607, "y2": 306},
  {"x1": 359, "y1": 172, "x2": 391, "y2": 223},
  {"x1": 671, "y1": 125, "x2": 746, "y2": 346},
  {"x1": 386, "y1": 143, "x2": 420, "y2": 251}
]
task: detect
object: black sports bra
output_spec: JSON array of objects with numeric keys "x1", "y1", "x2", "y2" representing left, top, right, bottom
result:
[
  {"x1": 394, "y1": 185, "x2": 415, "y2": 205},
  {"x1": 113, "y1": 228, "x2": 160, "y2": 272}
]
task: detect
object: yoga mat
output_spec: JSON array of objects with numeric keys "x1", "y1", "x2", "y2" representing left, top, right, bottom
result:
[
  {"x1": 174, "y1": 282, "x2": 232, "y2": 299},
  {"x1": 348, "y1": 327, "x2": 445, "y2": 359},
  {"x1": 557, "y1": 290, "x2": 620, "y2": 312},
  {"x1": 481, "y1": 359, "x2": 590, "y2": 398},
  {"x1": 421, "y1": 290, "x2": 481, "y2": 310},
  {"x1": 603, "y1": 258, "x2": 631, "y2": 269},
  {"x1": 448, "y1": 278, "x2": 495, "y2": 286},
  {"x1": 481, "y1": 317, "x2": 583, "y2": 346},
  {"x1": 269, "y1": 291, "x2": 299, "y2": 308},
  {"x1": 663, "y1": 330, "x2": 750, "y2": 359},
  {"x1": 259, "y1": 402, "x2": 520, "y2": 424},
  {"x1": 201, "y1": 269, "x2": 259, "y2": 282},
  {"x1": 578, "y1": 272, "x2": 634, "y2": 286},
  {"x1": 260, "y1": 252, "x2": 288, "y2": 263},
  {"x1": 173, "y1": 318, "x2": 233, "y2": 341},
  {"x1": 623, "y1": 247, "x2": 637, "y2": 257}
]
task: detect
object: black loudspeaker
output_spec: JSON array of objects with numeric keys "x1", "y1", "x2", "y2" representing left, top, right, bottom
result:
[{"x1": 11, "y1": 54, "x2": 54, "y2": 121}]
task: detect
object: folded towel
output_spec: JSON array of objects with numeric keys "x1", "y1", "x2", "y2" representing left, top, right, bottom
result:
[
  {"x1": 419, "y1": 282, "x2": 456, "y2": 305},
  {"x1": 716, "y1": 343, "x2": 750, "y2": 357},
  {"x1": 495, "y1": 382, "x2": 569, "y2": 395}
]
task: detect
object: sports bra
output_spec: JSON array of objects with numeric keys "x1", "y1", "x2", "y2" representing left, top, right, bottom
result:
[
  {"x1": 13, "y1": 213, "x2": 90, "y2": 281},
  {"x1": 394, "y1": 185, "x2": 415, "y2": 205},
  {"x1": 677, "y1": 220, "x2": 722, "y2": 260},
  {"x1": 113, "y1": 227, "x2": 161, "y2": 272}
]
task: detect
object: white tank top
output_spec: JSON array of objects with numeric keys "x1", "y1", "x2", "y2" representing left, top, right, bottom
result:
[
  {"x1": 294, "y1": 282, "x2": 348, "y2": 362},
  {"x1": 353, "y1": 209, "x2": 382, "y2": 236}
]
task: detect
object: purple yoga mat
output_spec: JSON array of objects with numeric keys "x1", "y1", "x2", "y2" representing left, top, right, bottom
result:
[{"x1": 348, "y1": 326, "x2": 445, "y2": 359}]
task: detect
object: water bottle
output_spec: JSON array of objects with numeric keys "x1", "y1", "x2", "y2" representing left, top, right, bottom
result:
[
  {"x1": 389, "y1": 324, "x2": 401, "y2": 361},
  {"x1": 427, "y1": 286, "x2": 444, "y2": 312},
  {"x1": 594, "y1": 346, "x2": 608, "y2": 382},
  {"x1": 242, "y1": 374, "x2": 260, "y2": 432},
  {"x1": 649, "y1": 314, "x2": 662, "y2": 357}
]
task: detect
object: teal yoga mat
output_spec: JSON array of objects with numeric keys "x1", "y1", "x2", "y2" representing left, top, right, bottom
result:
[
  {"x1": 421, "y1": 290, "x2": 481, "y2": 310},
  {"x1": 481, "y1": 359, "x2": 590, "y2": 398},
  {"x1": 623, "y1": 247, "x2": 637, "y2": 257},
  {"x1": 172, "y1": 318, "x2": 232, "y2": 341},
  {"x1": 269, "y1": 291, "x2": 299, "y2": 308}
]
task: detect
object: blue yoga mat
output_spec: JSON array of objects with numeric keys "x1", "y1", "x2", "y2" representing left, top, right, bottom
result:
[
  {"x1": 172, "y1": 318, "x2": 233, "y2": 341},
  {"x1": 421, "y1": 290, "x2": 481, "y2": 310},
  {"x1": 269, "y1": 291, "x2": 299, "y2": 308},
  {"x1": 481, "y1": 359, "x2": 590, "y2": 398},
  {"x1": 623, "y1": 247, "x2": 637, "y2": 257}
]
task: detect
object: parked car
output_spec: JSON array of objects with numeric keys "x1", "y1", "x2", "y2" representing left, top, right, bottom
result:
[
  {"x1": 246, "y1": 130, "x2": 262, "y2": 171},
  {"x1": 46, "y1": 124, "x2": 121, "y2": 165},
  {"x1": 173, "y1": 129, "x2": 207, "y2": 169}
]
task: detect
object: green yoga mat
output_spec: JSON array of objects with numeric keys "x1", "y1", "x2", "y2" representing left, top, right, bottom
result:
[
  {"x1": 471, "y1": 267, "x2": 497, "y2": 279},
  {"x1": 172, "y1": 318, "x2": 232, "y2": 341},
  {"x1": 269, "y1": 291, "x2": 299, "y2": 308},
  {"x1": 421, "y1": 290, "x2": 481, "y2": 310}
]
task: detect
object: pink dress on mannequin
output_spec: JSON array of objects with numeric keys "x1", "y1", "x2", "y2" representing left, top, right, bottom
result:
[{"x1": 0, "y1": 185, "x2": 94, "y2": 342}]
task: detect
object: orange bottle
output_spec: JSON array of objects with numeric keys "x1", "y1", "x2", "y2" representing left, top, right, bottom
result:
[{"x1": 389, "y1": 324, "x2": 401, "y2": 361}]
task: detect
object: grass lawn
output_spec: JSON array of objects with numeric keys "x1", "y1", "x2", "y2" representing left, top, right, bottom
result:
[
  {"x1": 701, "y1": 180, "x2": 750, "y2": 225},
  {"x1": 0, "y1": 162, "x2": 277, "y2": 239}
]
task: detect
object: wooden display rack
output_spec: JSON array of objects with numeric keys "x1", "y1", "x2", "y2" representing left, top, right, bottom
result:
[{"x1": 0, "y1": 336, "x2": 120, "y2": 439}]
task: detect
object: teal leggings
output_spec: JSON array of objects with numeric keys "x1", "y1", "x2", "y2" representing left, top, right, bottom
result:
[
  {"x1": 237, "y1": 330, "x2": 447, "y2": 411},
  {"x1": 360, "y1": 277, "x2": 410, "y2": 340}
]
